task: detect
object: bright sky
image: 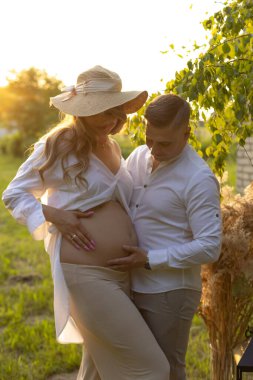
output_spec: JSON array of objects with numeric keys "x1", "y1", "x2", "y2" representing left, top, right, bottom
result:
[{"x1": 1, "y1": 0, "x2": 224, "y2": 93}]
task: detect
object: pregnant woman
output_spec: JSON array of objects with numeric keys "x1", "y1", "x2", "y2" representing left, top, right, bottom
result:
[{"x1": 2, "y1": 66, "x2": 170, "y2": 380}]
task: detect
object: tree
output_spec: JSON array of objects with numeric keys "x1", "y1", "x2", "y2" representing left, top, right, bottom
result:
[
  {"x1": 128, "y1": 0, "x2": 253, "y2": 177},
  {"x1": 0, "y1": 68, "x2": 63, "y2": 153},
  {"x1": 166, "y1": 0, "x2": 253, "y2": 176}
]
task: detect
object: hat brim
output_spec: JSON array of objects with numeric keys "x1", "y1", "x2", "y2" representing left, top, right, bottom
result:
[{"x1": 50, "y1": 91, "x2": 148, "y2": 116}]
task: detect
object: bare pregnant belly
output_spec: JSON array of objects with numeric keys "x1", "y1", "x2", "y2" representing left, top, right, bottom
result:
[{"x1": 60, "y1": 201, "x2": 138, "y2": 266}]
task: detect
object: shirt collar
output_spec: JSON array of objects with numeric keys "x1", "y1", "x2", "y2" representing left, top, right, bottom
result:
[{"x1": 145, "y1": 144, "x2": 188, "y2": 169}]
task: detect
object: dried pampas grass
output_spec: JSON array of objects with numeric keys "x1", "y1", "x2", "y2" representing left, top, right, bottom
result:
[{"x1": 199, "y1": 182, "x2": 253, "y2": 380}]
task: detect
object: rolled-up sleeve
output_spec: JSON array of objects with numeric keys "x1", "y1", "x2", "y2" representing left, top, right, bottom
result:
[
  {"x1": 148, "y1": 171, "x2": 222, "y2": 269},
  {"x1": 2, "y1": 142, "x2": 48, "y2": 240}
]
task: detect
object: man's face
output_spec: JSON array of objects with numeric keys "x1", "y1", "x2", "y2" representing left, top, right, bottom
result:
[{"x1": 145, "y1": 122, "x2": 190, "y2": 162}]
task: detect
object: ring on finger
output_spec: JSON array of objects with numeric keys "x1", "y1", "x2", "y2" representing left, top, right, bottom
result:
[{"x1": 71, "y1": 234, "x2": 77, "y2": 240}]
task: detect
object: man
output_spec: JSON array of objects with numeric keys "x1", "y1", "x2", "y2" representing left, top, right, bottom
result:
[{"x1": 108, "y1": 94, "x2": 222, "y2": 380}]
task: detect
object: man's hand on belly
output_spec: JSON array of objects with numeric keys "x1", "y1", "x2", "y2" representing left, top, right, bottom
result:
[{"x1": 107, "y1": 245, "x2": 148, "y2": 270}]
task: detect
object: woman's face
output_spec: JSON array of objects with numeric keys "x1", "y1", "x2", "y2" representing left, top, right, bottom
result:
[{"x1": 80, "y1": 109, "x2": 120, "y2": 137}]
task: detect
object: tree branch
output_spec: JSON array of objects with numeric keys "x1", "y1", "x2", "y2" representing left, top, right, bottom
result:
[
  {"x1": 206, "y1": 58, "x2": 253, "y2": 65},
  {"x1": 208, "y1": 34, "x2": 253, "y2": 53},
  {"x1": 242, "y1": 146, "x2": 253, "y2": 168}
]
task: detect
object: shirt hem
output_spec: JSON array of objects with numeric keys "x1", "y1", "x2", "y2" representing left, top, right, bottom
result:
[{"x1": 131, "y1": 285, "x2": 202, "y2": 294}]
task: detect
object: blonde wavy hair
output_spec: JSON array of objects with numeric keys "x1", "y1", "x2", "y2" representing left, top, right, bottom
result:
[{"x1": 35, "y1": 107, "x2": 127, "y2": 187}]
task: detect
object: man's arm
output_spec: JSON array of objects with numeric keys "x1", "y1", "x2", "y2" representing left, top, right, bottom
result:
[{"x1": 148, "y1": 172, "x2": 222, "y2": 269}]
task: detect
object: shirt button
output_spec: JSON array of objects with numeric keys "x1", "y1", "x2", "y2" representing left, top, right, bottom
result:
[{"x1": 144, "y1": 184, "x2": 147, "y2": 188}]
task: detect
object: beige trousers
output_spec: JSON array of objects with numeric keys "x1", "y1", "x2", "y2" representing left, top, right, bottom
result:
[{"x1": 61, "y1": 263, "x2": 170, "y2": 380}]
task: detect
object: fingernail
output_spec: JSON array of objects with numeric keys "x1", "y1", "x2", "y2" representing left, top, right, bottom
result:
[
  {"x1": 90, "y1": 240, "x2": 96, "y2": 248},
  {"x1": 88, "y1": 243, "x2": 95, "y2": 250},
  {"x1": 83, "y1": 245, "x2": 91, "y2": 251}
]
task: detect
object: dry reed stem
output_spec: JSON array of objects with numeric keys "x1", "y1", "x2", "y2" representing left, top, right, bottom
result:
[{"x1": 199, "y1": 183, "x2": 253, "y2": 380}]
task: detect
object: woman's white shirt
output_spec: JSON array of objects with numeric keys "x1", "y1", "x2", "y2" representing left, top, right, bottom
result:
[{"x1": 2, "y1": 140, "x2": 133, "y2": 343}]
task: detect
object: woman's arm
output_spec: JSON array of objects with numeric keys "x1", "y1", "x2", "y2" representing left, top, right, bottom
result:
[
  {"x1": 2, "y1": 141, "x2": 95, "y2": 249},
  {"x1": 2, "y1": 142, "x2": 49, "y2": 239}
]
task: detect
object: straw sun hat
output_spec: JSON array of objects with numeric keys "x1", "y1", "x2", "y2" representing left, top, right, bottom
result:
[{"x1": 50, "y1": 65, "x2": 148, "y2": 117}]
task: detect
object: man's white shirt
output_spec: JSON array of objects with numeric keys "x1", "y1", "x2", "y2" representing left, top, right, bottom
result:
[{"x1": 126, "y1": 144, "x2": 222, "y2": 293}]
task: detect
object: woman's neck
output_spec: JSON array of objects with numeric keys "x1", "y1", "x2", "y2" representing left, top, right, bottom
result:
[{"x1": 94, "y1": 136, "x2": 112, "y2": 150}]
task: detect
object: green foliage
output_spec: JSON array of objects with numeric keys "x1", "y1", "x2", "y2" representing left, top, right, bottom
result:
[
  {"x1": 129, "y1": 0, "x2": 252, "y2": 178},
  {"x1": 126, "y1": 93, "x2": 160, "y2": 147},
  {"x1": 165, "y1": 0, "x2": 253, "y2": 177},
  {"x1": 0, "y1": 154, "x2": 81, "y2": 379},
  {"x1": 0, "y1": 132, "x2": 34, "y2": 157},
  {"x1": 0, "y1": 68, "x2": 63, "y2": 155},
  {"x1": 113, "y1": 133, "x2": 135, "y2": 158}
]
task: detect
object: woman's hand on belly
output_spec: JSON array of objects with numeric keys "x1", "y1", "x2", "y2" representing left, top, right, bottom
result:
[
  {"x1": 42, "y1": 204, "x2": 96, "y2": 251},
  {"x1": 107, "y1": 245, "x2": 148, "y2": 271},
  {"x1": 60, "y1": 201, "x2": 139, "y2": 267}
]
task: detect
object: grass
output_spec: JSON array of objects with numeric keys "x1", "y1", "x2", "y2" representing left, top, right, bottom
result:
[
  {"x1": 186, "y1": 315, "x2": 210, "y2": 379},
  {"x1": 0, "y1": 154, "x2": 82, "y2": 380},
  {"x1": 0, "y1": 150, "x2": 218, "y2": 379}
]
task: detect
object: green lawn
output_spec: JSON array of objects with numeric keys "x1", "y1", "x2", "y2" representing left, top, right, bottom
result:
[
  {"x1": 0, "y1": 152, "x2": 211, "y2": 379},
  {"x1": 0, "y1": 154, "x2": 82, "y2": 380}
]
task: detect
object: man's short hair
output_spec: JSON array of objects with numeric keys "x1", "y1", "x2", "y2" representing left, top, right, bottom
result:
[{"x1": 144, "y1": 94, "x2": 190, "y2": 129}]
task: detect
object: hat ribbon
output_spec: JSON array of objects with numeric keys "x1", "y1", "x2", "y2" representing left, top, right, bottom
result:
[{"x1": 61, "y1": 79, "x2": 121, "y2": 102}]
